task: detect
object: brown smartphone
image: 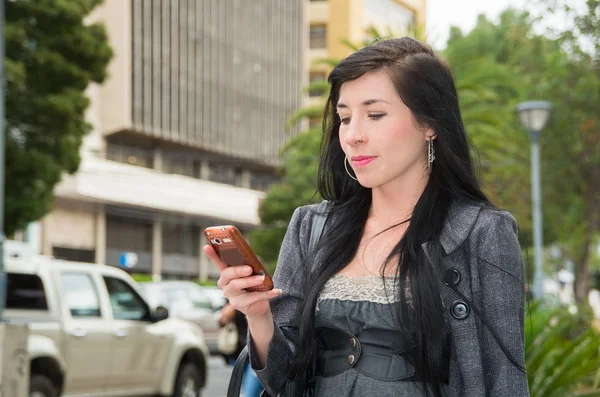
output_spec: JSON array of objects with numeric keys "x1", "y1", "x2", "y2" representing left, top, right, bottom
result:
[{"x1": 204, "y1": 225, "x2": 274, "y2": 292}]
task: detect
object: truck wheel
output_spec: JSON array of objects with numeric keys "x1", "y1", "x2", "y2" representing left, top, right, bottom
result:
[
  {"x1": 30, "y1": 374, "x2": 58, "y2": 397},
  {"x1": 173, "y1": 362, "x2": 203, "y2": 397}
]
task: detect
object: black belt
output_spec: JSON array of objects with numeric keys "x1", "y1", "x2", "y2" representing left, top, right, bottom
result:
[{"x1": 315, "y1": 327, "x2": 450, "y2": 382}]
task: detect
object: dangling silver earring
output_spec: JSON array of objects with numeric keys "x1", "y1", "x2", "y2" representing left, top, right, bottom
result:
[
  {"x1": 344, "y1": 156, "x2": 358, "y2": 181},
  {"x1": 428, "y1": 139, "x2": 436, "y2": 175}
]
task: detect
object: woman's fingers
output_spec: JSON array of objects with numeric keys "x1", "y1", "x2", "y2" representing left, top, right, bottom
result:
[
  {"x1": 229, "y1": 288, "x2": 282, "y2": 310},
  {"x1": 202, "y1": 244, "x2": 279, "y2": 315},
  {"x1": 226, "y1": 275, "x2": 267, "y2": 293},
  {"x1": 216, "y1": 265, "x2": 254, "y2": 290},
  {"x1": 203, "y1": 245, "x2": 227, "y2": 272},
  {"x1": 204, "y1": 244, "x2": 256, "y2": 289}
]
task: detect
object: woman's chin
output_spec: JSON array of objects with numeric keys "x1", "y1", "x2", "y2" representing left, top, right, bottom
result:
[{"x1": 355, "y1": 176, "x2": 379, "y2": 189}]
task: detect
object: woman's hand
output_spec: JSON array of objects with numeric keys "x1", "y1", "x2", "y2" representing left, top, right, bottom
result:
[{"x1": 203, "y1": 245, "x2": 282, "y2": 320}]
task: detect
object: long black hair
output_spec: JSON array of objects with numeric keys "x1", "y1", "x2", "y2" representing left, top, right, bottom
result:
[{"x1": 294, "y1": 37, "x2": 494, "y2": 397}]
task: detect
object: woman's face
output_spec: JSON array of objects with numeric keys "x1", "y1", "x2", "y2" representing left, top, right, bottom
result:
[{"x1": 336, "y1": 70, "x2": 433, "y2": 189}]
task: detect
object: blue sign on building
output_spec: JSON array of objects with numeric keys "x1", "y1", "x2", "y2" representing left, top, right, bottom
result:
[{"x1": 119, "y1": 252, "x2": 139, "y2": 269}]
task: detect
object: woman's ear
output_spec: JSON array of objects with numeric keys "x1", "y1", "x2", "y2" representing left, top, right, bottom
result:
[{"x1": 426, "y1": 129, "x2": 437, "y2": 141}]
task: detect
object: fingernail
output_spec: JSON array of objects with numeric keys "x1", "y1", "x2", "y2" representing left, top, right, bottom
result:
[{"x1": 274, "y1": 289, "x2": 282, "y2": 295}]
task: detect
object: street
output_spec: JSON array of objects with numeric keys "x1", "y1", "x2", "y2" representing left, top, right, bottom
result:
[{"x1": 204, "y1": 355, "x2": 234, "y2": 397}]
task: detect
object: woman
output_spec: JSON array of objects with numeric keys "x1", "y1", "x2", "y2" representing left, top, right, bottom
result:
[{"x1": 205, "y1": 37, "x2": 528, "y2": 397}]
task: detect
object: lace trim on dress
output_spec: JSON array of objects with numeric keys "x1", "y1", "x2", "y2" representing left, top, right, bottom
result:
[{"x1": 316, "y1": 274, "x2": 411, "y2": 306}]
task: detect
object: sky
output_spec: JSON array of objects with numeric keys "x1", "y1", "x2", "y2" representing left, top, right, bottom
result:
[{"x1": 424, "y1": 0, "x2": 579, "y2": 50}]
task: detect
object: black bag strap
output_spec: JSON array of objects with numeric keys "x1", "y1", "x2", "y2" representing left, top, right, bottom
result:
[
  {"x1": 308, "y1": 200, "x2": 334, "y2": 264},
  {"x1": 226, "y1": 201, "x2": 333, "y2": 397},
  {"x1": 227, "y1": 346, "x2": 249, "y2": 397}
]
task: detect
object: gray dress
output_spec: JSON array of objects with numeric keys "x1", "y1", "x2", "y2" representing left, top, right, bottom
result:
[{"x1": 314, "y1": 274, "x2": 448, "y2": 397}]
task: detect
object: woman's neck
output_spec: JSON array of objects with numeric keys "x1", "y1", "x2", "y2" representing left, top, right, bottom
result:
[{"x1": 369, "y1": 167, "x2": 429, "y2": 226}]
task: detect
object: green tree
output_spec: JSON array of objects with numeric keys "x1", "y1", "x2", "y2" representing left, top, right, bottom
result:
[
  {"x1": 547, "y1": 0, "x2": 600, "y2": 302},
  {"x1": 4, "y1": 0, "x2": 113, "y2": 236},
  {"x1": 444, "y1": 11, "x2": 557, "y2": 243},
  {"x1": 250, "y1": 27, "x2": 516, "y2": 274},
  {"x1": 445, "y1": 7, "x2": 600, "y2": 302},
  {"x1": 540, "y1": 0, "x2": 600, "y2": 302}
]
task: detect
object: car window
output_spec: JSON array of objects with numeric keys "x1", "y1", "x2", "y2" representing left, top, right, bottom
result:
[
  {"x1": 188, "y1": 288, "x2": 214, "y2": 310},
  {"x1": 104, "y1": 276, "x2": 150, "y2": 321},
  {"x1": 61, "y1": 273, "x2": 102, "y2": 318},
  {"x1": 204, "y1": 287, "x2": 227, "y2": 309},
  {"x1": 6, "y1": 273, "x2": 48, "y2": 310},
  {"x1": 166, "y1": 289, "x2": 188, "y2": 304},
  {"x1": 157, "y1": 289, "x2": 169, "y2": 307},
  {"x1": 161, "y1": 288, "x2": 194, "y2": 311}
]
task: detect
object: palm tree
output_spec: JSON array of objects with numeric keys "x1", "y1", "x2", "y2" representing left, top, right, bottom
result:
[{"x1": 525, "y1": 302, "x2": 600, "y2": 397}]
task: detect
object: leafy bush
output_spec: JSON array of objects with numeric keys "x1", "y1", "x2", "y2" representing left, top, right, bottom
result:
[{"x1": 525, "y1": 301, "x2": 600, "y2": 396}]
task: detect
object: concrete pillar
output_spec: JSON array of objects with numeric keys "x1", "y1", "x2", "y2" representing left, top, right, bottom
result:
[
  {"x1": 95, "y1": 206, "x2": 106, "y2": 264},
  {"x1": 152, "y1": 220, "x2": 162, "y2": 281},
  {"x1": 199, "y1": 228, "x2": 209, "y2": 281},
  {"x1": 40, "y1": 216, "x2": 53, "y2": 256},
  {"x1": 241, "y1": 169, "x2": 252, "y2": 189},
  {"x1": 200, "y1": 160, "x2": 210, "y2": 180},
  {"x1": 25, "y1": 222, "x2": 42, "y2": 255},
  {"x1": 154, "y1": 146, "x2": 163, "y2": 171}
]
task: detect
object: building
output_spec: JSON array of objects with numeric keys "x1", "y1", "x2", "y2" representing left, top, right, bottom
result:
[
  {"x1": 29, "y1": 0, "x2": 306, "y2": 281},
  {"x1": 307, "y1": 0, "x2": 426, "y2": 108}
]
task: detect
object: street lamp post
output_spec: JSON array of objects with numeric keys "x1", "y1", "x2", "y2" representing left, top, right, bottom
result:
[
  {"x1": 515, "y1": 101, "x2": 553, "y2": 300},
  {"x1": 0, "y1": 0, "x2": 5, "y2": 322}
]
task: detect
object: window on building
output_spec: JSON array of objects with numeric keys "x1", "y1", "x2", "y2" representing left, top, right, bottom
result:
[
  {"x1": 204, "y1": 162, "x2": 247, "y2": 187},
  {"x1": 162, "y1": 222, "x2": 200, "y2": 257},
  {"x1": 250, "y1": 171, "x2": 280, "y2": 192},
  {"x1": 52, "y1": 247, "x2": 95, "y2": 263},
  {"x1": 163, "y1": 157, "x2": 194, "y2": 178},
  {"x1": 309, "y1": 72, "x2": 327, "y2": 97},
  {"x1": 310, "y1": 25, "x2": 327, "y2": 49},
  {"x1": 106, "y1": 215, "x2": 153, "y2": 252},
  {"x1": 208, "y1": 162, "x2": 237, "y2": 185},
  {"x1": 106, "y1": 142, "x2": 154, "y2": 169},
  {"x1": 6, "y1": 273, "x2": 48, "y2": 310},
  {"x1": 163, "y1": 152, "x2": 204, "y2": 179},
  {"x1": 234, "y1": 168, "x2": 244, "y2": 187},
  {"x1": 104, "y1": 209, "x2": 155, "y2": 273}
]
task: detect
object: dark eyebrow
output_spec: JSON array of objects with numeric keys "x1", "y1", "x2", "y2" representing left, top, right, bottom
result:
[{"x1": 336, "y1": 99, "x2": 391, "y2": 109}]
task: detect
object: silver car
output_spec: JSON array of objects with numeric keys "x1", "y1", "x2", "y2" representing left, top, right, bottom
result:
[
  {"x1": 202, "y1": 285, "x2": 227, "y2": 310},
  {"x1": 139, "y1": 281, "x2": 221, "y2": 354}
]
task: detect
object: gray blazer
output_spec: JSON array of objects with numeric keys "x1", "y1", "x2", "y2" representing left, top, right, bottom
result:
[{"x1": 249, "y1": 201, "x2": 529, "y2": 397}]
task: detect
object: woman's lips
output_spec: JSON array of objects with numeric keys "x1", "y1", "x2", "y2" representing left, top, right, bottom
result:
[{"x1": 351, "y1": 156, "x2": 376, "y2": 167}]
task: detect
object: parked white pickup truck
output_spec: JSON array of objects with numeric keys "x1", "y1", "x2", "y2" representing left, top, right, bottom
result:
[{"x1": 4, "y1": 255, "x2": 210, "y2": 397}]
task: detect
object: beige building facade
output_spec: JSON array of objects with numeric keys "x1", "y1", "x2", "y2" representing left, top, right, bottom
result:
[
  {"x1": 28, "y1": 0, "x2": 307, "y2": 281},
  {"x1": 307, "y1": 0, "x2": 426, "y2": 107}
]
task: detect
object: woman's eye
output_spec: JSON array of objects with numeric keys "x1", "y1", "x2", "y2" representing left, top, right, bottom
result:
[
  {"x1": 340, "y1": 117, "x2": 351, "y2": 125},
  {"x1": 369, "y1": 113, "x2": 385, "y2": 120}
]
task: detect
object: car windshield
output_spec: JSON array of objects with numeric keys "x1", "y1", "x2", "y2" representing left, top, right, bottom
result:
[{"x1": 187, "y1": 288, "x2": 213, "y2": 310}]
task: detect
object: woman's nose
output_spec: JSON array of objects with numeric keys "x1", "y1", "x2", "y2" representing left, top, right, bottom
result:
[{"x1": 344, "y1": 119, "x2": 365, "y2": 146}]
